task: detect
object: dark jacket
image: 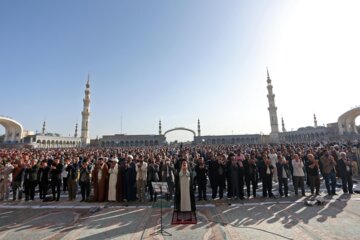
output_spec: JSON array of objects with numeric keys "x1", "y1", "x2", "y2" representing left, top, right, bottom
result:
[
  {"x1": 195, "y1": 164, "x2": 207, "y2": 185},
  {"x1": 338, "y1": 158, "x2": 352, "y2": 177},
  {"x1": 50, "y1": 163, "x2": 63, "y2": 182},
  {"x1": 147, "y1": 163, "x2": 160, "y2": 182},
  {"x1": 260, "y1": 164, "x2": 274, "y2": 178},
  {"x1": 243, "y1": 159, "x2": 257, "y2": 178},
  {"x1": 38, "y1": 166, "x2": 50, "y2": 183},
  {"x1": 79, "y1": 165, "x2": 91, "y2": 183},
  {"x1": 24, "y1": 165, "x2": 39, "y2": 182},
  {"x1": 276, "y1": 161, "x2": 290, "y2": 179},
  {"x1": 66, "y1": 163, "x2": 79, "y2": 181}
]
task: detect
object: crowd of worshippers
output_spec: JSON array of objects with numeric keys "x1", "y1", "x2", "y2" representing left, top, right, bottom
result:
[{"x1": 0, "y1": 142, "x2": 359, "y2": 203}]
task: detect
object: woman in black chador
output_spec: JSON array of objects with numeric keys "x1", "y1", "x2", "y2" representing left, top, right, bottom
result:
[{"x1": 174, "y1": 160, "x2": 196, "y2": 213}]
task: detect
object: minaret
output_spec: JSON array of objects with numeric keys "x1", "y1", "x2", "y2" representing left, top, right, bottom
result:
[
  {"x1": 197, "y1": 119, "x2": 201, "y2": 136},
  {"x1": 281, "y1": 117, "x2": 286, "y2": 132},
  {"x1": 314, "y1": 114, "x2": 318, "y2": 128},
  {"x1": 267, "y1": 69, "x2": 279, "y2": 134},
  {"x1": 81, "y1": 75, "x2": 91, "y2": 146},
  {"x1": 42, "y1": 121, "x2": 46, "y2": 135},
  {"x1": 74, "y1": 123, "x2": 78, "y2": 138},
  {"x1": 159, "y1": 120, "x2": 162, "y2": 135}
]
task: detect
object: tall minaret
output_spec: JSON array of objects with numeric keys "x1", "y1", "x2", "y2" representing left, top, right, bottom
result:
[
  {"x1": 197, "y1": 118, "x2": 201, "y2": 136},
  {"x1": 281, "y1": 117, "x2": 286, "y2": 132},
  {"x1": 159, "y1": 120, "x2": 162, "y2": 135},
  {"x1": 81, "y1": 75, "x2": 91, "y2": 146},
  {"x1": 267, "y1": 69, "x2": 279, "y2": 134},
  {"x1": 74, "y1": 122, "x2": 78, "y2": 138},
  {"x1": 314, "y1": 114, "x2": 318, "y2": 128},
  {"x1": 42, "y1": 121, "x2": 46, "y2": 135}
]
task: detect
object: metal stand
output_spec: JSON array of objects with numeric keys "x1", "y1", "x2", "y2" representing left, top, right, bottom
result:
[{"x1": 151, "y1": 183, "x2": 172, "y2": 236}]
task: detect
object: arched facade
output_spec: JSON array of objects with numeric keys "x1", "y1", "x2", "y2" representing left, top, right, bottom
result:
[
  {"x1": 96, "y1": 134, "x2": 165, "y2": 147},
  {"x1": 0, "y1": 116, "x2": 24, "y2": 143},
  {"x1": 338, "y1": 107, "x2": 360, "y2": 135},
  {"x1": 163, "y1": 127, "x2": 197, "y2": 140},
  {"x1": 195, "y1": 134, "x2": 262, "y2": 145}
]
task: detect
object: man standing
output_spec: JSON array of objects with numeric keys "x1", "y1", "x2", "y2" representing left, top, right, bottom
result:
[
  {"x1": 307, "y1": 153, "x2": 321, "y2": 196},
  {"x1": 12, "y1": 160, "x2": 24, "y2": 201},
  {"x1": 320, "y1": 150, "x2": 337, "y2": 196},
  {"x1": 50, "y1": 158, "x2": 63, "y2": 201},
  {"x1": 24, "y1": 159, "x2": 39, "y2": 201},
  {"x1": 136, "y1": 155, "x2": 147, "y2": 202},
  {"x1": 0, "y1": 160, "x2": 14, "y2": 201},
  {"x1": 175, "y1": 160, "x2": 196, "y2": 213},
  {"x1": 92, "y1": 157, "x2": 109, "y2": 202},
  {"x1": 195, "y1": 157, "x2": 207, "y2": 201},
  {"x1": 66, "y1": 158, "x2": 79, "y2": 201},
  {"x1": 276, "y1": 154, "x2": 290, "y2": 197},
  {"x1": 108, "y1": 158, "x2": 119, "y2": 202},
  {"x1": 147, "y1": 158, "x2": 159, "y2": 202},
  {"x1": 38, "y1": 160, "x2": 50, "y2": 200},
  {"x1": 243, "y1": 153, "x2": 258, "y2": 198},
  {"x1": 268, "y1": 149, "x2": 278, "y2": 182},
  {"x1": 79, "y1": 159, "x2": 91, "y2": 202},
  {"x1": 261, "y1": 155, "x2": 275, "y2": 198},
  {"x1": 292, "y1": 154, "x2": 306, "y2": 197},
  {"x1": 162, "y1": 158, "x2": 175, "y2": 200},
  {"x1": 210, "y1": 154, "x2": 226, "y2": 200},
  {"x1": 338, "y1": 152, "x2": 353, "y2": 194}
]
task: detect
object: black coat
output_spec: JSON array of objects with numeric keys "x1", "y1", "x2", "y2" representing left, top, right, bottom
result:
[
  {"x1": 50, "y1": 164, "x2": 63, "y2": 182},
  {"x1": 208, "y1": 160, "x2": 226, "y2": 185},
  {"x1": 195, "y1": 164, "x2": 207, "y2": 185},
  {"x1": 24, "y1": 165, "x2": 39, "y2": 183},
  {"x1": 276, "y1": 162, "x2": 290, "y2": 179},
  {"x1": 338, "y1": 159, "x2": 352, "y2": 177},
  {"x1": 243, "y1": 159, "x2": 257, "y2": 178},
  {"x1": 260, "y1": 164, "x2": 274, "y2": 178},
  {"x1": 38, "y1": 166, "x2": 50, "y2": 183}
]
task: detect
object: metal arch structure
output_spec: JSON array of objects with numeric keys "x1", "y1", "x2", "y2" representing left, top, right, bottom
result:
[
  {"x1": 338, "y1": 107, "x2": 360, "y2": 135},
  {"x1": 0, "y1": 116, "x2": 24, "y2": 143},
  {"x1": 163, "y1": 127, "x2": 197, "y2": 140}
]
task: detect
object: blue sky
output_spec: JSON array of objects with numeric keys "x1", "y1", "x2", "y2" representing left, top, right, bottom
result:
[{"x1": 1, "y1": 0, "x2": 360, "y2": 142}]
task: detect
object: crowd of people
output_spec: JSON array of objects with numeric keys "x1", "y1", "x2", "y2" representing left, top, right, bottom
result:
[{"x1": 0, "y1": 142, "x2": 359, "y2": 204}]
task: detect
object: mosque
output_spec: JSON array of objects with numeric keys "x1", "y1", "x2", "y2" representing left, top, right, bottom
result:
[{"x1": 0, "y1": 71, "x2": 359, "y2": 148}]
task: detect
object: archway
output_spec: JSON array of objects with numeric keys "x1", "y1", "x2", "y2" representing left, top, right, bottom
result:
[
  {"x1": 338, "y1": 107, "x2": 360, "y2": 135},
  {"x1": 0, "y1": 116, "x2": 23, "y2": 143},
  {"x1": 163, "y1": 127, "x2": 196, "y2": 143}
]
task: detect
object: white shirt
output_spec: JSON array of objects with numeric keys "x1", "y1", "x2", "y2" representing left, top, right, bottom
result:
[
  {"x1": 292, "y1": 159, "x2": 305, "y2": 177},
  {"x1": 268, "y1": 153, "x2": 277, "y2": 167}
]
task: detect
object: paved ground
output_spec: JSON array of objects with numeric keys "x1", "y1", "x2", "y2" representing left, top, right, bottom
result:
[{"x1": 1, "y1": 180, "x2": 360, "y2": 240}]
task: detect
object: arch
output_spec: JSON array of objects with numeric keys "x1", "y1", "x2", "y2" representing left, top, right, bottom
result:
[
  {"x1": 163, "y1": 127, "x2": 196, "y2": 140},
  {"x1": 338, "y1": 107, "x2": 360, "y2": 135},
  {"x1": 0, "y1": 116, "x2": 24, "y2": 143}
]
